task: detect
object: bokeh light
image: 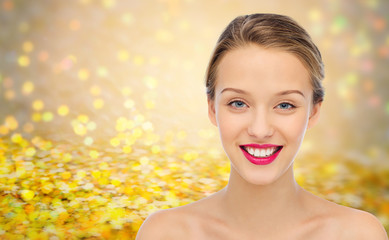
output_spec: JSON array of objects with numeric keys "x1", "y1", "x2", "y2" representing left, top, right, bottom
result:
[{"x1": 0, "y1": 0, "x2": 388, "y2": 239}]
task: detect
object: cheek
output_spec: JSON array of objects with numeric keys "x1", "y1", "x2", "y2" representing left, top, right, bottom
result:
[
  {"x1": 216, "y1": 110, "x2": 248, "y2": 141},
  {"x1": 276, "y1": 112, "x2": 309, "y2": 142}
]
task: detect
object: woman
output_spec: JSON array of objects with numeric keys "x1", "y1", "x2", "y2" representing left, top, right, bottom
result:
[{"x1": 136, "y1": 13, "x2": 388, "y2": 239}]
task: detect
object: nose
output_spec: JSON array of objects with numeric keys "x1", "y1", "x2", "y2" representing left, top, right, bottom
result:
[{"x1": 247, "y1": 108, "x2": 274, "y2": 139}]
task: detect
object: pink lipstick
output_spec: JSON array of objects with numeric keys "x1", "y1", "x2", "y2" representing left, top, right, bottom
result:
[{"x1": 239, "y1": 144, "x2": 283, "y2": 165}]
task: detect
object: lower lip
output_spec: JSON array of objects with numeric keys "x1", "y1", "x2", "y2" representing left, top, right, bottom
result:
[{"x1": 240, "y1": 147, "x2": 282, "y2": 165}]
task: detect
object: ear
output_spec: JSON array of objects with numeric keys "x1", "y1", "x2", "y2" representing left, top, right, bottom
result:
[
  {"x1": 307, "y1": 102, "x2": 322, "y2": 130},
  {"x1": 208, "y1": 97, "x2": 218, "y2": 127}
]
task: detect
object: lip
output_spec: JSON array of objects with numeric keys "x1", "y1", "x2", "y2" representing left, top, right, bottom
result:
[
  {"x1": 239, "y1": 144, "x2": 283, "y2": 165},
  {"x1": 241, "y1": 143, "x2": 281, "y2": 149}
]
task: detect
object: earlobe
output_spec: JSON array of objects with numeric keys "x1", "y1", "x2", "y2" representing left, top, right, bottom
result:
[
  {"x1": 307, "y1": 102, "x2": 322, "y2": 129},
  {"x1": 208, "y1": 98, "x2": 218, "y2": 127}
]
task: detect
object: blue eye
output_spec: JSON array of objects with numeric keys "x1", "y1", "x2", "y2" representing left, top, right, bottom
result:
[
  {"x1": 229, "y1": 100, "x2": 247, "y2": 108},
  {"x1": 276, "y1": 102, "x2": 295, "y2": 110}
]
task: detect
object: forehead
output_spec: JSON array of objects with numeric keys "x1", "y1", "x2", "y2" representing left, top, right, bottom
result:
[{"x1": 216, "y1": 45, "x2": 311, "y2": 92}]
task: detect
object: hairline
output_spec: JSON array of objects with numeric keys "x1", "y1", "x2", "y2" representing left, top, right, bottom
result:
[{"x1": 211, "y1": 42, "x2": 315, "y2": 97}]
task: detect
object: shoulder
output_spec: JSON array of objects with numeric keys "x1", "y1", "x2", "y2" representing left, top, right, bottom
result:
[
  {"x1": 336, "y1": 207, "x2": 388, "y2": 239},
  {"x1": 135, "y1": 207, "x2": 190, "y2": 240},
  {"x1": 302, "y1": 190, "x2": 387, "y2": 239},
  {"x1": 136, "y1": 192, "x2": 224, "y2": 240}
]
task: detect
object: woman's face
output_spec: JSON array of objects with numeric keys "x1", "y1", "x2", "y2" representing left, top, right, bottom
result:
[{"x1": 208, "y1": 44, "x2": 321, "y2": 185}]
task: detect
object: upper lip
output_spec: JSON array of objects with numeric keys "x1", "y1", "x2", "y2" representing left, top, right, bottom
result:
[{"x1": 240, "y1": 143, "x2": 282, "y2": 148}]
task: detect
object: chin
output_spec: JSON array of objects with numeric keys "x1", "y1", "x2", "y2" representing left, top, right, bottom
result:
[
  {"x1": 231, "y1": 163, "x2": 282, "y2": 186},
  {"x1": 230, "y1": 155, "x2": 296, "y2": 187},
  {"x1": 243, "y1": 171, "x2": 280, "y2": 186}
]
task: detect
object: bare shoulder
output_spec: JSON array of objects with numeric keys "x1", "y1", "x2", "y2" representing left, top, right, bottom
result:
[
  {"x1": 135, "y1": 207, "x2": 189, "y2": 240},
  {"x1": 136, "y1": 192, "x2": 223, "y2": 240},
  {"x1": 302, "y1": 190, "x2": 388, "y2": 239},
  {"x1": 336, "y1": 205, "x2": 388, "y2": 239}
]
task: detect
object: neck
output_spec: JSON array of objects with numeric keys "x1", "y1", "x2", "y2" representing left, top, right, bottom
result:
[{"x1": 220, "y1": 164, "x2": 303, "y2": 231}]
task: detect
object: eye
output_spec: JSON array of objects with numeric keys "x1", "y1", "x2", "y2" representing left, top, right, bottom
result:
[
  {"x1": 276, "y1": 102, "x2": 295, "y2": 110},
  {"x1": 228, "y1": 100, "x2": 247, "y2": 109}
]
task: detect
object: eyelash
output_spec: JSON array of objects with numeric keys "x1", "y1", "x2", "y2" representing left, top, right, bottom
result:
[
  {"x1": 275, "y1": 102, "x2": 296, "y2": 110},
  {"x1": 228, "y1": 100, "x2": 248, "y2": 109},
  {"x1": 227, "y1": 100, "x2": 296, "y2": 111}
]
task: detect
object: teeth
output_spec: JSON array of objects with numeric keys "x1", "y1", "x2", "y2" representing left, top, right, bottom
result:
[
  {"x1": 260, "y1": 149, "x2": 266, "y2": 156},
  {"x1": 248, "y1": 148, "x2": 255, "y2": 155},
  {"x1": 266, "y1": 148, "x2": 271, "y2": 156},
  {"x1": 254, "y1": 149, "x2": 260, "y2": 157},
  {"x1": 244, "y1": 146, "x2": 279, "y2": 158}
]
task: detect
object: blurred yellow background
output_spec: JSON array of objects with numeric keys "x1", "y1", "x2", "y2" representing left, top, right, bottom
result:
[{"x1": 0, "y1": 0, "x2": 388, "y2": 239}]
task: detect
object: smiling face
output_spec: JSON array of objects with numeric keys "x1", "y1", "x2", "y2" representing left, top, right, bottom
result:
[{"x1": 208, "y1": 44, "x2": 321, "y2": 185}]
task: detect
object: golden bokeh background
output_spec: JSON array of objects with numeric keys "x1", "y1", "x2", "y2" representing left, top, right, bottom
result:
[{"x1": 0, "y1": 0, "x2": 388, "y2": 238}]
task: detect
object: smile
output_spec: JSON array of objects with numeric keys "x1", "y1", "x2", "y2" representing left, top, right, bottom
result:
[{"x1": 239, "y1": 144, "x2": 283, "y2": 165}]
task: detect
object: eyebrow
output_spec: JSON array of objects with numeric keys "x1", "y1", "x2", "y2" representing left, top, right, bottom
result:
[
  {"x1": 220, "y1": 88, "x2": 305, "y2": 98},
  {"x1": 276, "y1": 90, "x2": 305, "y2": 98},
  {"x1": 220, "y1": 88, "x2": 248, "y2": 95}
]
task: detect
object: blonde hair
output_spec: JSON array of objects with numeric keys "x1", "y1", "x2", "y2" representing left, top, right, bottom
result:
[{"x1": 205, "y1": 13, "x2": 325, "y2": 104}]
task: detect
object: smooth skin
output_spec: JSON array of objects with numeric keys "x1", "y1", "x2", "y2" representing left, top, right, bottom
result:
[{"x1": 136, "y1": 45, "x2": 388, "y2": 239}]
